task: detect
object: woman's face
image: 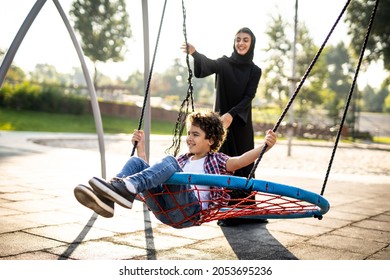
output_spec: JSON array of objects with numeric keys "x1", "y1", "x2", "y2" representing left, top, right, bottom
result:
[{"x1": 234, "y1": 32, "x2": 252, "y2": 56}]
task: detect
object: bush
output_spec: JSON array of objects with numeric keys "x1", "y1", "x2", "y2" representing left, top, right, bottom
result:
[
  {"x1": 3, "y1": 82, "x2": 41, "y2": 110},
  {"x1": 0, "y1": 82, "x2": 86, "y2": 115},
  {"x1": 0, "y1": 83, "x2": 12, "y2": 106}
]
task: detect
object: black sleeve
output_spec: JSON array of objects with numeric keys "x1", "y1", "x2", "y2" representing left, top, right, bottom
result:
[
  {"x1": 192, "y1": 51, "x2": 219, "y2": 78},
  {"x1": 229, "y1": 66, "x2": 262, "y2": 124}
]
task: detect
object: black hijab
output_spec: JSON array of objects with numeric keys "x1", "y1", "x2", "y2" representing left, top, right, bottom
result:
[{"x1": 229, "y1": 27, "x2": 256, "y2": 65}]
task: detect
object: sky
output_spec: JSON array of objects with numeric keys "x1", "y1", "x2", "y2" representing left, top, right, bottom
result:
[{"x1": 0, "y1": 0, "x2": 387, "y2": 88}]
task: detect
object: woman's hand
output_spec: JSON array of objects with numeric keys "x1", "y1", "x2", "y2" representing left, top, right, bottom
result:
[
  {"x1": 221, "y1": 113, "x2": 233, "y2": 129},
  {"x1": 181, "y1": 42, "x2": 196, "y2": 55}
]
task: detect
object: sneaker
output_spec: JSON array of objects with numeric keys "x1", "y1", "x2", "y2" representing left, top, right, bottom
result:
[
  {"x1": 74, "y1": 184, "x2": 114, "y2": 218},
  {"x1": 88, "y1": 177, "x2": 136, "y2": 209}
]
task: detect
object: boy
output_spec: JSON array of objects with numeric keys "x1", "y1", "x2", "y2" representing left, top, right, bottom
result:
[{"x1": 74, "y1": 111, "x2": 276, "y2": 228}]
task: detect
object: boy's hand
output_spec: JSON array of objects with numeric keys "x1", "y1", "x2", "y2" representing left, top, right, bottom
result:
[
  {"x1": 132, "y1": 129, "x2": 145, "y2": 145},
  {"x1": 264, "y1": 130, "x2": 277, "y2": 149},
  {"x1": 131, "y1": 130, "x2": 147, "y2": 161}
]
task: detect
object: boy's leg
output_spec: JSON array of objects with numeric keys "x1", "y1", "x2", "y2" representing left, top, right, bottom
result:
[
  {"x1": 89, "y1": 156, "x2": 181, "y2": 209},
  {"x1": 88, "y1": 177, "x2": 136, "y2": 209},
  {"x1": 115, "y1": 156, "x2": 150, "y2": 178},
  {"x1": 74, "y1": 156, "x2": 150, "y2": 215},
  {"x1": 142, "y1": 184, "x2": 201, "y2": 228},
  {"x1": 74, "y1": 184, "x2": 114, "y2": 218},
  {"x1": 125, "y1": 155, "x2": 181, "y2": 193}
]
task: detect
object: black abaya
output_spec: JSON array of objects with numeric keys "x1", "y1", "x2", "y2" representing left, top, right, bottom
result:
[{"x1": 192, "y1": 51, "x2": 262, "y2": 178}]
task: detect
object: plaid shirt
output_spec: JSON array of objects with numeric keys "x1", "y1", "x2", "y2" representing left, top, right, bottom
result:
[{"x1": 176, "y1": 152, "x2": 232, "y2": 208}]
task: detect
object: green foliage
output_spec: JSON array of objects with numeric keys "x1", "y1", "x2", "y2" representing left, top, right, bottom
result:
[
  {"x1": 70, "y1": 0, "x2": 132, "y2": 88},
  {"x1": 384, "y1": 92, "x2": 390, "y2": 113},
  {"x1": 39, "y1": 85, "x2": 85, "y2": 114},
  {"x1": 70, "y1": 0, "x2": 132, "y2": 64},
  {"x1": 0, "y1": 83, "x2": 11, "y2": 106},
  {"x1": 361, "y1": 84, "x2": 389, "y2": 112},
  {"x1": 346, "y1": 0, "x2": 390, "y2": 71},
  {"x1": 261, "y1": 14, "x2": 328, "y2": 116},
  {"x1": 262, "y1": 14, "x2": 291, "y2": 106},
  {"x1": 324, "y1": 42, "x2": 357, "y2": 123},
  {"x1": 0, "y1": 82, "x2": 85, "y2": 114},
  {"x1": 30, "y1": 63, "x2": 63, "y2": 84},
  {"x1": 2, "y1": 82, "x2": 41, "y2": 110},
  {"x1": 4, "y1": 65, "x2": 26, "y2": 84}
]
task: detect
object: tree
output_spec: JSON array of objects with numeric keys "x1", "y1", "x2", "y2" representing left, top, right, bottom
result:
[
  {"x1": 0, "y1": 49, "x2": 26, "y2": 84},
  {"x1": 293, "y1": 24, "x2": 328, "y2": 120},
  {"x1": 70, "y1": 0, "x2": 132, "y2": 87},
  {"x1": 345, "y1": 0, "x2": 390, "y2": 72},
  {"x1": 30, "y1": 64, "x2": 62, "y2": 84},
  {"x1": 324, "y1": 42, "x2": 356, "y2": 123},
  {"x1": 261, "y1": 14, "x2": 291, "y2": 108},
  {"x1": 261, "y1": 14, "x2": 328, "y2": 120},
  {"x1": 361, "y1": 83, "x2": 389, "y2": 112},
  {"x1": 384, "y1": 86, "x2": 390, "y2": 112},
  {"x1": 124, "y1": 70, "x2": 144, "y2": 96}
]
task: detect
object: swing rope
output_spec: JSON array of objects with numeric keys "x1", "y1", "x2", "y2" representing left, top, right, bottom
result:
[
  {"x1": 248, "y1": 0, "x2": 379, "y2": 198},
  {"x1": 247, "y1": 0, "x2": 354, "y2": 187},
  {"x1": 321, "y1": 0, "x2": 380, "y2": 196},
  {"x1": 131, "y1": 0, "x2": 168, "y2": 157},
  {"x1": 165, "y1": 0, "x2": 195, "y2": 157}
]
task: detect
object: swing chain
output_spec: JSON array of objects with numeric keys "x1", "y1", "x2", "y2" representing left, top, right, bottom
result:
[
  {"x1": 131, "y1": 0, "x2": 168, "y2": 157},
  {"x1": 165, "y1": 0, "x2": 195, "y2": 157}
]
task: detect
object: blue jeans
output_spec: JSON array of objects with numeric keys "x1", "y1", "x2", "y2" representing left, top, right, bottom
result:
[{"x1": 116, "y1": 155, "x2": 201, "y2": 228}]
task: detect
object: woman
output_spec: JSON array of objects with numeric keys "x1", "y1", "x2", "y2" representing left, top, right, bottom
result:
[{"x1": 182, "y1": 27, "x2": 263, "y2": 226}]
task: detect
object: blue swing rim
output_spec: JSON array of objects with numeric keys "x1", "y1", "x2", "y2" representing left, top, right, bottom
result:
[{"x1": 165, "y1": 172, "x2": 330, "y2": 220}]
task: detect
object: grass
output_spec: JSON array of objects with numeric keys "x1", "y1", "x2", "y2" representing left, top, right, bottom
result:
[
  {"x1": 1, "y1": 108, "x2": 390, "y2": 144},
  {"x1": 0, "y1": 108, "x2": 174, "y2": 134}
]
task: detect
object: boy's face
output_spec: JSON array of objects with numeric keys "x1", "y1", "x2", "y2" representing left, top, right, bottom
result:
[{"x1": 186, "y1": 124, "x2": 214, "y2": 159}]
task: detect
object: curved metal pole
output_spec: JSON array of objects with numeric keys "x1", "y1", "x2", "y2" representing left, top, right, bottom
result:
[
  {"x1": 53, "y1": 0, "x2": 106, "y2": 178},
  {"x1": 141, "y1": 0, "x2": 155, "y2": 260},
  {"x1": 142, "y1": 0, "x2": 151, "y2": 161},
  {"x1": 0, "y1": 0, "x2": 106, "y2": 178},
  {"x1": 0, "y1": 0, "x2": 47, "y2": 87}
]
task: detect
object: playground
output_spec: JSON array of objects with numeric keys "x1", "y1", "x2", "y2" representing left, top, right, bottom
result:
[{"x1": 0, "y1": 130, "x2": 389, "y2": 260}]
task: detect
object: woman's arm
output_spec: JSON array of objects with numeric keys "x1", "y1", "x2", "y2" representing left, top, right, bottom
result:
[
  {"x1": 228, "y1": 66, "x2": 262, "y2": 124},
  {"x1": 182, "y1": 42, "x2": 219, "y2": 77}
]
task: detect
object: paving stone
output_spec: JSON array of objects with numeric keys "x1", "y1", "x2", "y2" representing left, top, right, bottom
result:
[
  {"x1": 0, "y1": 215, "x2": 43, "y2": 234},
  {"x1": 47, "y1": 240, "x2": 146, "y2": 260},
  {"x1": 110, "y1": 230, "x2": 198, "y2": 251},
  {"x1": 289, "y1": 243, "x2": 364, "y2": 260},
  {"x1": 0, "y1": 232, "x2": 65, "y2": 257},
  {"x1": 25, "y1": 223, "x2": 116, "y2": 243},
  {"x1": 307, "y1": 234, "x2": 386, "y2": 255},
  {"x1": 332, "y1": 225, "x2": 390, "y2": 243},
  {"x1": 0, "y1": 251, "x2": 61, "y2": 260}
]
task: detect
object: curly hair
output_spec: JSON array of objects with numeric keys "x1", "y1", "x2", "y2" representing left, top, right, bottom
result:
[{"x1": 187, "y1": 111, "x2": 227, "y2": 152}]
